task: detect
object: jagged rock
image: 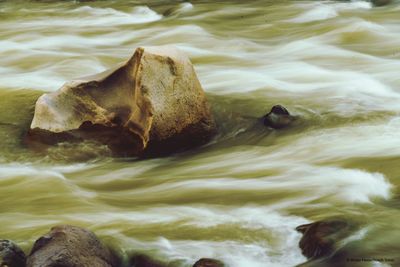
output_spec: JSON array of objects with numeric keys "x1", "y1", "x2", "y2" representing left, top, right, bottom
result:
[
  {"x1": 296, "y1": 220, "x2": 354, "y2": 259},
  {"x1": 193, "y1": 258, "x2": 225, "y2": 267},
  {"x1": 0, "y1": 240, "x2": 26, "y2": 267},
  {"x1": 27, "y1": 46, "x2": 216, "y2": 156},
  {"x1": 129, "y1": 254, "x2": 167, "y2": 267},
  {"x1": 263, "y1": 105, "x2": 295, "y2": 129},
  {"x1": 26, "y1": 225, "x2": 119, "y2": 267}
]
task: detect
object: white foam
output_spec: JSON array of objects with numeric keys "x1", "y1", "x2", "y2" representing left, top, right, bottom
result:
[
  {"x1": 195, "y1": 34, "x2": 400, "y2": 114},
  {"x1": 281, "y1": 166, "x2": 392, "y2": 203},
  {"x1": 157, "y1": 240, "x2": 302, "y2": 267},
  {"x1": 335, "y1": 1, "x2": 372, "y2": 10},
  {"x1": 170, "y1": 2, "x2": 194, "y2": 15},
  {"x1": 372, "y1": 262, "x2": 392, "y2": 267},
  {"x1": 272, "y1": 117, "x2": 400, "y2": 161},
  {"x1": 0, "y1": 162, "x2": 93, "y2": 182},
  {"x1": 0, "y1": 69, "x2": 67, "y2": 91},
  {"x1": 340, "y1": 227, "x2": 369, "y2": 246},
  {"x1": 141, "y1": 165, "x2": 391, "y2": 204},
  {"x1": 92, "y1": 206, "x2": 308, "y2": 267},
  {"x1": 82, "y1": 159, "x2": 163, "y2": 184},
  {"x1": 0, "y1": 164, "x2": 66, "y2": 180},
  {"x1": 12, "y1": 6, "x2": 162, "y2": 28},
  {"x1": 199, "y1": 65, "x2": 400, "y2": 115},
  {"x1": 158, "y1": 120, "x2": 397, "y2": 204},
  {"x1": 69, "y1": 6, "x2": 162, "y2": 26},
  {"x1": 287, "y1": 1, "x2": 372, "y2": 23},
  {"x1": 178, "y1": 2, "x2": 194, "y2": 12},
  {"x1": 49, "y1": 163, "x2": 94, "y2": 173},
  {"x1": 145, "y1": 24, "x2": 212, "y2": 44},
  {"x1": 0, "y1": 163, "x2": 97, "y2": 200},
  {"x1": 287, "y1": 5, "x2": 338, "y2": 23}
]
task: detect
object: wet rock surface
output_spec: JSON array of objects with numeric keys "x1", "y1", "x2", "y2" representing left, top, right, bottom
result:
[
  {"x1": 263, "y1": 105, "x2": 295, "y2": 129},
  {"x1": 27, "y1": 46, "x2": 216, "y2": 157},
  {"x1": 0, "y1": 240, "x2": 26, "y2": 267},
  {"x1": 129, "y1": 254, "x2": 167, "y2": 267},
  {"x1": 26, "y1": 225, "x2": 119, "y2": 267},
  {"x1": 296, "y1": 220, "x2": 355, "y2": 259},
  {"x1": 193, "y1": 258, "x2": 225, "y2": 267}
]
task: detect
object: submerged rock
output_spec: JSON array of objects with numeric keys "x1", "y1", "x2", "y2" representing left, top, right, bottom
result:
[
  {"x1": 26, "y1": 225, "x2": 119, "y2": 267},
  {"x1": 193, "y1": 258, "x2": 225, "y2": 267},
  {"x1": 372, "y1": 0, "x2": 392, "y2": 6},
  {"x1": 0, "y1": 240, "x2": 26, "y2": 267},
  {"x1": 263, "y1": 105, "x2": 295, "y2": 129},
  {"x1": 27, "y1": 46, "x2": 216, "y2": 156},
  {"x1": 129, "y1": 254, "x2": 167, "y2": 267},
  {"x1": 296, "y1": 220, "x2": 354, "y2": 259}
]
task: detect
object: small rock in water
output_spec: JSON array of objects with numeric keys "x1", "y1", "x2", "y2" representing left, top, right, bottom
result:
[
  {"x1": 0, "y1": 240, "x2": 26, "y2": 267},
  {"x1": 263, "y1": 105, "x2": 295, "y2": 129},
  {"x1": 129, "y1": 254, "x2": 167, "y2": 267},
  {"x1": 295, "y1": 220, "x2": 354, "y2": 259},
  {"x1": 26, "y1": 225, "x2": 120, "y2": 267},
  {"x1": 372, "y1": 0, "x2": 392, "y2": 6},
  {"x1": 193, "y1": 258, "x2": 225, "y2": 267}
]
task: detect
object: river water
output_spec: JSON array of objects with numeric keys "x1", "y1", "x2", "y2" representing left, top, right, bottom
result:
[{"x1": 0, "y1": 1, "x2": 400, "y2": 266}]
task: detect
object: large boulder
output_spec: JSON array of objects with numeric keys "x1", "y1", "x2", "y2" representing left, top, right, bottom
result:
[
  {"x1": 27, "y1": 46, "x2": 216, "y2": 156},
  {"x1": 0, "y1": 240, "x2": 26, "y2": 267},
  {"x1": 26, "y1": 225, "x2": 119, "y2": 267}
]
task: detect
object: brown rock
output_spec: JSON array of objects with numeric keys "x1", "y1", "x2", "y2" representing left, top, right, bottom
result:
[
  {"x1": 0, "y1": 240, "x2": 26, "y2": 267},
  {"x1": 296, "y1": 220, "x2": 354, "y2": 259},
  {"x1": 129, "y1": 254, "x2": 167, "y2": 267},
  {"x1": 193, "y1": 258, "x2": 225, "y2": 267},
  {"x1": 27, "y1": 46, "x2": 216, "y2": 156},
  {"x1": 26, "y1": 225, "x2": 119, "y2": 267}
]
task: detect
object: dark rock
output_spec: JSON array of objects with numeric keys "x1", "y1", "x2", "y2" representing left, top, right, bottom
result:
[
  {"x1": 296, "y1": 220, "x2": 354, "y2": 259},
  {"x1": 0, "y1": 240, "x2": 26, "y2": 267},
  {"x1": 263, "y1": 105, "x2": 295, "y2": 129},
  {"x1": 372, "y1": 0, "x2": 392, "y2": 6},
  {"x1": 27, "y1": 46, "x2": 216, "y2": 157},
  {"x1": 129, "y1": 254, "x2": 167, "y2": 267},
  {"x1": 193, "y1": 258, "x2": 225, "y2": 267},
  {"x1": 26, "y1": 225, "x2": 120, "y2": 267}
]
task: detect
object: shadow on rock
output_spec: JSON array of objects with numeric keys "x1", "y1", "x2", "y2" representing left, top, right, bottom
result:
[{"x1": 0, "y1": 240, "x2": 26, "y2": 267}]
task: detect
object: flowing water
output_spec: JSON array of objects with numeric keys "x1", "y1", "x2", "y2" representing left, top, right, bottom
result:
[{"x1": 1, "y1": 0, "x2": 400, "y2": 266}]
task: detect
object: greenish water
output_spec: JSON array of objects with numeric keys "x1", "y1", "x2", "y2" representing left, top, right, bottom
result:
[{"x1": 1, "y1": 1, "x2": 400, "y2": 266}]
